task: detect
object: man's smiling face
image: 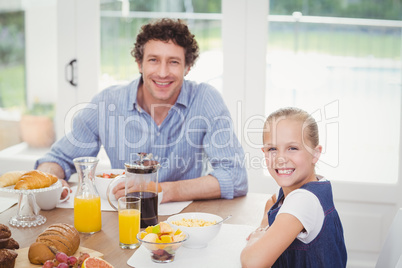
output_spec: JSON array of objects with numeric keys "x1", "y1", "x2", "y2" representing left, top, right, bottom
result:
[{"x1": 138, "y1": 39, "x2": 189, "y2": 106}]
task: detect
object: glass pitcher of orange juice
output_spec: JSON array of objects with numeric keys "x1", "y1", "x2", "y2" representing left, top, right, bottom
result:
[{"x1": 73, "y1": 157, "x2": 101, "y2": 233}]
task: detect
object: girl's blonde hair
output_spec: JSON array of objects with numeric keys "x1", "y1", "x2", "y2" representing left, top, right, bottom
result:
[{"x1": 263, "y1": 107, "x2": 319, "y2": 148}]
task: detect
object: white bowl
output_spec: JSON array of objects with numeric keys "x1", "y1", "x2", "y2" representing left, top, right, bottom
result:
[
  {"x1": 94, "y1": 169, "x2": 125, "y2": 200},
  {"x1": 167, "y1": 212, "x2": 223, "y2": 248}
]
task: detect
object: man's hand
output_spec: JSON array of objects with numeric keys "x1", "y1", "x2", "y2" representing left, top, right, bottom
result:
[
  {"x1": 37, "y1": 162, "x2": 71, "y2": 200},
  {"x1": 160, "y1": 175, "x2": 221, "y2": 203},
  {"x1": 110, "y1": 175, "x2": 221, "y2": 203},
  {"x1": 112, "y1": 181, "x2": 126, "y2": 200},
  {"x1": 111, "y1": 181, "x2": 162, "y2": 201},
  {"x1": 59, "y1": 178, "x2": 72, "y2": 199}
]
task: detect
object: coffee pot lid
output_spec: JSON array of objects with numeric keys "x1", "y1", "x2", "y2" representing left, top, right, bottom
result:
[{"x1": 125, "y1": 153, "x2": 160, "y2": 173}]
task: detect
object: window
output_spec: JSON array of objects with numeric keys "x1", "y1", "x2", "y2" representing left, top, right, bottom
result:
[
  {"x1": 99, "y1": 0, "x2": 223, "y2": 91},
  {"x1": 266, "y1": 2, "x2": 402, "y2": 183},
  {"x1": 0, "y1": 10, "x2": 25, "y2": 150},
  {"x1": 0, "y1": 2, "x2": 57, "y2": 150},
  {"x1": 2, "y1": 0, "x2": 401, "y2": 186}
]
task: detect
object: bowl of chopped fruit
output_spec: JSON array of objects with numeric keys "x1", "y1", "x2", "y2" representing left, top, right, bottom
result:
[
  {"x1": 94, "y1": 169, "x2": 125, "y2": 200},
  {"x1": 137, "y1": 222, "x2": 188, "y2": 263},
  {"x1": 167, "y1": 212, "x2": 223, "y2": 249}
]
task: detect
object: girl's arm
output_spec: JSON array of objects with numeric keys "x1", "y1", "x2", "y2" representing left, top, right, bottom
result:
[
  {"x1": 259, "y1": 194, "x2": 277, "y2": 228},
  {"x1": 241, "y1": 213, "x2": 304, "y2": 268}
]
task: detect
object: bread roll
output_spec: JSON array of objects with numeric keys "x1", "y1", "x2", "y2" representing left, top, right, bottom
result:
[
  {"x1": 36, "y1": 234, "x2": 71, "y2": 256},
  {"x1": 14, "y1": 170, "x2": 58, "y2": 190},
  {"x1": 0, "y1": 171, "x2": 25, "y2": 187},
  {"x1": 28, "y1": 223, "x2": 80, "y2": 265},
  {"x1": 45, "y1": 224, "x2": 80, "y2": 253},
  {"x1": 28, "y1": 242, "x2": 56, "y2": 265}
]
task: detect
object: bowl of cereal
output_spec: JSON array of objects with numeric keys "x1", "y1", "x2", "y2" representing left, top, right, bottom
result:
[{"x1": 167, "y1": 212, "x2": 223, "y2": 248}]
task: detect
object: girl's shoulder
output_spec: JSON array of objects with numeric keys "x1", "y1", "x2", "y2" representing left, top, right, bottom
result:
[
  {"x1": 279, "y1": 189, "x2": 325, "y2": 243},
  {"x1": 316, "y1": 175, "x2": 328, "y2": 182},
  {"x1": 284, "y1": 188, "x2": 321, "y2": 206}
]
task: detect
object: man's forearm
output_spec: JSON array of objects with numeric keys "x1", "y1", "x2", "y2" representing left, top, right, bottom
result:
[
  {"x1": 160, "y1": 175, "x2": 221, "y2": 202},
  {"x1": 37, "y1": 162, "x2": 65, "y2": 180}
]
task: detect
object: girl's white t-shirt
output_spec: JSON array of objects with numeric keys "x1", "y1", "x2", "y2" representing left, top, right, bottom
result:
[{"x1": 275, "y1": 178, "x2": 326, "y2": 244}]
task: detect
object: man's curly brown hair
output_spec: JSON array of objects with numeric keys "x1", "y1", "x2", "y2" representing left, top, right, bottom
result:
[{"x1": 131, "y1": 18, "x2": 200, "y2": 68}]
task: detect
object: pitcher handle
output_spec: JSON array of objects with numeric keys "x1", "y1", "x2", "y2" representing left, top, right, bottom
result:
[{"x1": 107, "y1": 174, "x2": 125, "y2": 211}]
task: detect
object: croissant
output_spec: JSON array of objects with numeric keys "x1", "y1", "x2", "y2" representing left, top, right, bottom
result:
[
  {"x1": 0, "y1": 171, "x2": 25, "y2": 187},
  {"x1": 14, "y1": 170, "x2": 58, "y2": 190}
]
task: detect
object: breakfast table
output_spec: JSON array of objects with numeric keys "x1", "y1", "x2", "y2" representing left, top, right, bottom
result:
[{"x1": 0, "y1": 192, "x2": 269, "y2": 267}]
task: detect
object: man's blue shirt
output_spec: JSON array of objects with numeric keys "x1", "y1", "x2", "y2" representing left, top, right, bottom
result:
[{"x1": 35, "y1": 78, "x2": 248, "y2": 199}]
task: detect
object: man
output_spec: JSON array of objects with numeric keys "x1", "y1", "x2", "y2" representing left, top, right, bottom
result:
[{"x1": 36, "y1": 18, "x2": 248, "y2": 202}]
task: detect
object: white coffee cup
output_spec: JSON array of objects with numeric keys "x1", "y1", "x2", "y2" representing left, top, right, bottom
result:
[{"x1": 35, "y1": 184, "x2": 70, "y2": 210}]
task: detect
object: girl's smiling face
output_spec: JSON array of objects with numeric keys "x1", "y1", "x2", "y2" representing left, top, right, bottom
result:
[{"x1": 263, "y1": 118, "x2": 322, "y2": 196}]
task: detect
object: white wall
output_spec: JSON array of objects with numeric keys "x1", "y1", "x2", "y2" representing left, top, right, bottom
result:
[
  {"x1": 55, "y1": 0, "x2": 100, "y2": 139},
  {"x1": 222, "y1": 0, "x2": 276, "y2": 194}
]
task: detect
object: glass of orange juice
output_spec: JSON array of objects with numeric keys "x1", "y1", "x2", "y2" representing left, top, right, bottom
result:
[{"x1": 118, "y1": 196, "x2": 141, "y2": 249}]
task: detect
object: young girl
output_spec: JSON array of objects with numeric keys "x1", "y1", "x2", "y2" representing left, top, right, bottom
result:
[{"x1": 241, "y1": 107, "x2": 347, "y2": 268}]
